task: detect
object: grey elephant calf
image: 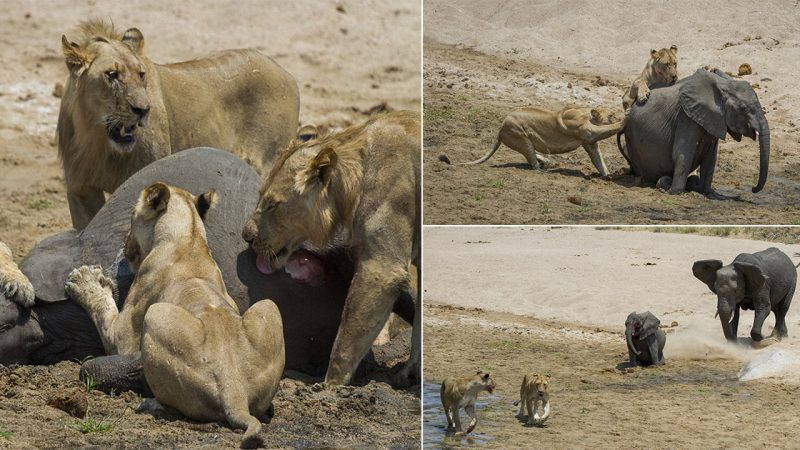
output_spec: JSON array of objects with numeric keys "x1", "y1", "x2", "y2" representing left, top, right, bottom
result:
[
  {"x1": 693, "y1": 247, "x2": 797, "y2": 345},
  {"x1": 625, "y1": 311, "x2": 666, "y2": 366}
]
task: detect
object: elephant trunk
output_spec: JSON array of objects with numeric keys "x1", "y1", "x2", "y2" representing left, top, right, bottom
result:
[
  {"x1": 752, "y1": 115, "x2": 770, "y2": 193},
  {"x1": 626, "y1": 326, "x2": 640, "y2": 355},
  {"x1": 717, "y1": 301, "x2": 736, "y2": 342}
]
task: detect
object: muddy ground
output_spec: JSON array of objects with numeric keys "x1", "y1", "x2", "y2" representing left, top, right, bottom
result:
[
  {"x1": 423, "y1": 303, "x2": 800, "y2": 449},
  {"x1": 423, "y1": 1, "x2": 800, "y2": 225},
  {"x1": 0, "y1": 0, "x2": 420, "y2": 447}
]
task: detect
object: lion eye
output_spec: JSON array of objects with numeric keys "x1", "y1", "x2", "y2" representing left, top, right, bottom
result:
[
  {"x1": 266, "y1": 200, "x2": 280, "y2": 211},
  {"x1": 139, "y1": 71, "x2": 146, "y2": 81},
  {"x1": 105, "y1": 70, "x2": 119, "y2": 81}
]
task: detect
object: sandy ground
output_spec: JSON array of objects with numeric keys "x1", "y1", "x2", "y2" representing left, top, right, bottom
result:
[
  {"x1": 423, "y1": 227, "x2": 800, "y2": 448},
  {"x1": 423, "y1": 0, "x2": 800, "y2": 224},
  {"x1": 0, "y1": 0, "x2": 420, "y2": 447}
]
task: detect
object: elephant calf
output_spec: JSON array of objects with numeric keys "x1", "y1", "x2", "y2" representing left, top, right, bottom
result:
[
  {"x1": 693, "y1": 247, "x2": 797, "y2": 344},
  {"x1": 625, "y1": 311, "x2": 666, "y2": 366}
]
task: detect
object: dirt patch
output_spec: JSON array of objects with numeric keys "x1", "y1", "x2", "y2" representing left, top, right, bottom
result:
[
  {"x1": 0, "y1": 1, "x2": 420, "y2": 447},
  {"x1": 423, "y1": 303, "x2": 800, "y2": 449},
  {"x1": 423, "y1": 0, "x2": 800, "y2": 224},
  {"x1": 0, "y1": 354, "x2": 419, "y2": 449}
]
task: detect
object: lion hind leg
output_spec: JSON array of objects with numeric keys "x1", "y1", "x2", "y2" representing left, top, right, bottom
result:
[{"x1": 324, "y1": 260, "x2": 406, "y2": 385}]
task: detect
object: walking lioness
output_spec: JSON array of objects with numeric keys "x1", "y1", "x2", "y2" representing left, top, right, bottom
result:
[
  {"x1": 444, "y1": 106, "x2": 625, "y2": 176},
  {"x1": 66, "y1": 183, "x2": 285, "y2": 449},
  {"x1": 440, "y1": 371, "x2": 496, "y2": 434},
  {"x1": 57, "y1": 20, "x2": 299, "y2": 229},
  {"x1": 513, "y1": 373, "x2": 551, "y2": 426}
]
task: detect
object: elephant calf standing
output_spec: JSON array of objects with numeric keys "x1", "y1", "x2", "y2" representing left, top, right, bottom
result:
[
  {"x1": 693, "y1": 247, "x2": 797, "y2": 344},
  {"x1": 625, "y1": 311, "x2": 666, "y2": 366}
]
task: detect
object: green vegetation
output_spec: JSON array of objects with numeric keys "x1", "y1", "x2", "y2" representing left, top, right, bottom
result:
[
  {"x1": 27, "y1": 198, "x2": 52, "y2": 210},
  {"x1": 75, "y1": 417, "x2": 112, "y2": 434},
  {"x1": 84, "y1": 374, "x2": 98, "y2": 394},
  {"x1": 0, "y1": 431, "x2": 12, "y2": 439}
]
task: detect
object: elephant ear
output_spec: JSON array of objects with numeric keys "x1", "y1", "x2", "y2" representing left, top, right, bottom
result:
[
  {"x1": 734, "y1": 262, "x2": 769, "y2": 295},
  {"x1": 692, "y1": 259, "x2": 723, "y2": 293},
  {"x1": 639, "y1": 311, "x2": 661, "y2": 340},
  {"x1": 679, "y1": 69, "x2": 727, "y2": 140}
]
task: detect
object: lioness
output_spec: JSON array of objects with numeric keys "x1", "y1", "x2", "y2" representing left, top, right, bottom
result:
[
  {"x1": 622, "y1": 45, "x2": 678, "y2": 110},
  {"x1": 446, "y1": 107, "x2": 625, "y2": 176},
  {"x1": 440, "y1": 371, "x2": 496, "y2": 434},
  {"x1": 513, "y1": 373, "x2": 551, "y2": 426},
  {"x1": 65, "y1": 183, "x2": 284, "y2": 449},
  {"x1": 242, "y1": 110, "x2": 420, "y2": 386},
  {"x1": 58, "y1": 19, "x2": 299, "y2": 229}
]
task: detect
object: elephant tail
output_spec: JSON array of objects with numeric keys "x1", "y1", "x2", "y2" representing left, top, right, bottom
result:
[{"x1": 616, "y1": 131, "x2": 633, "y2": 169}]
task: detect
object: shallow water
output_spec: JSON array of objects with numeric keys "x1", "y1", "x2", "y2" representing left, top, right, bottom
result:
[{"x1": 422, "y1": 382, "x2": 497, "y2": 448}]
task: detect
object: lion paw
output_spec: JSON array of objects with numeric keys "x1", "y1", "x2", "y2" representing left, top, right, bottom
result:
[
  {"x1": 636, "y1": 88, "x2": 650, "y2": 104},
  {"x1": 0, "y1": 270, "x2": 35, "y2": 307},
  {"x1": 65, "y1": 265, "x2": 115, "y2": 307}
]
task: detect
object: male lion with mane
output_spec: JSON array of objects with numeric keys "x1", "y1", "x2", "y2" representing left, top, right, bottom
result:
[
  {"x1": 57, "y1": 19, "x2": 299, "y2": 229},
  {"x1": 242, "y1": 110, "x2": 421, "y2": 386}
]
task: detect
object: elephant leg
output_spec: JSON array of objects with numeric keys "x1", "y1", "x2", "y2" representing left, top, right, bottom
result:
[
  {"x1": 670, "y1": 115, "x2": 704, "y2": 194},
  {"x1": 686, "y1": 175, "x2": 702, "y2": 193},
  {"x1": 464, "y1": 404, "x2": 478, "y2": 433},
  {"x1": 772, "y1": 286, "x2": 794, "y2": 339},
  {"x1": 648, "y1": 337, "x2": 664, "y2": 366},
  {"x1": 519, "y1": 140, "x2": 542, "y2": 170},
  {"x1": 751, "y1": 290, "x2": 772, "y2": 342},
  {"x1": 698, "y1": 140, "x2": 718, "y2": 195},
  {"x1": 582, "y1": 143, "x2": 609, "y2": 177}
]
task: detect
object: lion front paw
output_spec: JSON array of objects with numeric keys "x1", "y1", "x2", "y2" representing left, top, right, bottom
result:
[
  {"x1": 636, "y1": 87, "x2": 650, "y2": 104},
  {"x1": 0, "y1": 270, "x2": 35, "y2": 307},
  {"x1": 65, "y1": 265, "x2": 116, "y2": 307}
]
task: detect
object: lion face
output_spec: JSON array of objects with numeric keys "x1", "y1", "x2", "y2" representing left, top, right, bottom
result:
[
  {"x1": 243, "y1": 145, "x2": 339, "y2": 273},
  {"x1": 61, "y1": 27, "x2": 151, "y2": 153},
  {"x1": 650, "y1": 45, "x2": 679, "y2": 84},
  {"x1": 475, "y1": 371, "x2": 496, "y2": 394},
  {"x1": 531, "y1": 374, "x2": 550, "y2": 397},
  {"x1": 589, "y1": 107, "x2": 620, "y2": 126}
]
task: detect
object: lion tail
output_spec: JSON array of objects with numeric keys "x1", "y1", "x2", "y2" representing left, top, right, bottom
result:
[
  {"x1": 226, "y1": 408, "x2": 264, "y2": 449},
  {"x1": 461, "y1": 134, "x2": 502, "y2": 165},
  {"x1": 512, "y1": 399, "x2": 520, "y2": 406}
]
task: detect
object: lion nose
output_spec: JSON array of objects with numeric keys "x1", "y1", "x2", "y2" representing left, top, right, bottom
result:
[
  {"x1": 242, "y1": 219, "x2": 258, "y2": 243},
  {"x1": 131, "y1": 104, "x2": 150, "y2": 119}
]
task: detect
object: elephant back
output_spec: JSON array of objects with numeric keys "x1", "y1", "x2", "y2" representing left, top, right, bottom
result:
[{"x1": 20, "y1": 148, "x2": 260, "y2": 308}]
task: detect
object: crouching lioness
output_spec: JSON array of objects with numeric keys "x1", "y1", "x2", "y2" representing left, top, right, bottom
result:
[
  {"x1": 243, "y1": 110, "x2": 420, "y2": 386},
  {"x1": 66, "y1": 183, "x2": 284, "y2": 449},
  {"x1": 444, "y1": 107, "x2": 625, "y2": 177}
]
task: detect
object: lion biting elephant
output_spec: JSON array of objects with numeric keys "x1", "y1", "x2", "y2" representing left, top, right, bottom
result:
[
  {"x1": 66, "y1": 182, "x2": 284, "y2": 449},
  {"x1": 243, "y1": 110, "x2": 421, "y2": 385},
  {"x1": 57, "y1": 19, "x2": 299, "y2": 229}
]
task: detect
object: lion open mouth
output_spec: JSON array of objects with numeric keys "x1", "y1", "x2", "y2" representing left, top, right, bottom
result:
[
  {"x1": 108, "y1": 123, "x2": 137, "y2": 147},
  {"x1": 255, "y1": 249, "x2": 326, "y2": 286}
]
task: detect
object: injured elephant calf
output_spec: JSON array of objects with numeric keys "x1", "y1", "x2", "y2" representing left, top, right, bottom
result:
[
  {"x1": 625, "y1": 311, "x2": 666, "y2": 366},
  {"x1": 66, "y1": 183, "x2": 284, "y2": 449}
]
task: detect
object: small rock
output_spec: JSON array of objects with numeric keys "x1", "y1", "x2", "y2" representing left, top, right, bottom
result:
[
  {"x1": 567, "y1": 82, "x2": 572, "y2": 88},
  {"x1": 336, "y1": 4, "x2": 346, "y2": 13},
  {"x1": 567, "y1": 196, "x2": 582, "y2": 206},
  {"x1": 52, "y1": 82, "x2": 64, "y2": 98},
  {"x1": 47, "y1": 388, "x2": 88, "y2": 418},
  {"x1": 311, "y1": 383, "x2": 325, "y2": 392},
  {"x1": 438, "y1": 154, "x2": 451, "y2": 165},
  {"x1": 751, "y1": 82, "x2": 760, "y2": 89},
  {"x1": 738, "y1": 63, "x2": 752, "y2": 76}
]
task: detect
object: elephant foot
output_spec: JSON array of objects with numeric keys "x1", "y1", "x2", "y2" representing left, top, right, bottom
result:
[
  {"x1": 655, "y1": 176, "x2": 672, "y2": 191},
  {"x1": 686, "y1": 175, "x2": 702, "y2": 193},
  {"x1": 751, "y1": 336, "x2": 779, "y2": 349}
]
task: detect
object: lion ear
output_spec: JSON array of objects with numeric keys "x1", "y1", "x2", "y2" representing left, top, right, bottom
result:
[
  {"x1": 62, "y1": 35, "x2": 88, "y2": 74},
  {"x1": 650, "y1": 49, "x2": 658, "y2": 58},
  {"x1": 122, "y1": 28, "x2": 145, "y2": 54},
  {"x1": 307, "y1": 147, "x2": 338, "y2": 188},
  {"x1": 195, "y1": 190, "x2": 218, "y2": 221},
  {"x1": 142, "y1": 182, "x2": 170, "y2": 215},
  {"x1": 670, "y1": 45, "x2": 678, "y2": 52},
  {"x1": 590, "y1": 109, "x2": 601, "y2": 121}
]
